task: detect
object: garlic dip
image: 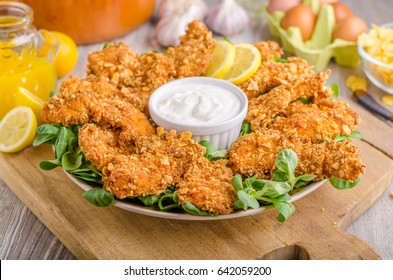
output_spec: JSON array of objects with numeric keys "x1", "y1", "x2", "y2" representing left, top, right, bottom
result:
[{"x1": 156, "y1": 83, "x2": 242, "y2": 124}]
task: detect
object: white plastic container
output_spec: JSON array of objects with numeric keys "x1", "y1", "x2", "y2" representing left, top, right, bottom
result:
[{"x1": 148, "y1": 77, "x2": 248, "y2": 150}]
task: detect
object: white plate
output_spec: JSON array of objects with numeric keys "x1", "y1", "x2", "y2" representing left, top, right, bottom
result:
[{"x1": 65, "y1": 172, "x2": 326, "y2": 221}]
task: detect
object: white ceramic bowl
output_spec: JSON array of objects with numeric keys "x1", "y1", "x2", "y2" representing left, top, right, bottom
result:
[
  {"x1": 358, "y1": 23, "x2": 393, "y2": 94},
  {"x1": 148, "y1": 77, "x2": 248, "y2": 150}
]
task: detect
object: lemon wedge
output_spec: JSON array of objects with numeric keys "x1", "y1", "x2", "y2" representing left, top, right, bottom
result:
[
  {"x1": 206, "y1": 40, "x2": 236, "y2": 78},
  {"x1": 14, "y1": 87, "x2": 45, "y2": 125},
  {"x1": 0, "y1": 106, "x2": 37, "y2": 153},
  {"x1": 222, "y1": 43, "x2": 261, "y2": 85}
]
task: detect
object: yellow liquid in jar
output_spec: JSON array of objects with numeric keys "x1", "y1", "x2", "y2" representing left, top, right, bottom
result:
[{"x1": 0, "y1": 48, "x2": 57, "y2": 120}]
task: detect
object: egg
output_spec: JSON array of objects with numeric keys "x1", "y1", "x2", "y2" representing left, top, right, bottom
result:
[
  {"x1": 267, "y1": 0, "x2": 301, "y2": 13},
  {"x1": 331, "y1": 2, "x2": 352, "y2": 22},
  {"x1": 333, "y1": 16, "x2": 368, "y2": 42},
  {"x1": 281, "y1": 4, "x2": 316, "y2": 41}
]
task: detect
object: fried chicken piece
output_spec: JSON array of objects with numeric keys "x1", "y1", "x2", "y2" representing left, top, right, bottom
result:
[
  {"x1": 59, "y1": 75, "x2": 118, "y2": 99},
  {"x1": 167, "y1": 20, "x2": 215, "y2": 78},
  {"x1": 255, "y1": 41, "x2": 284, "y2": 62},
  {"x1": 102, "y1": 128, "x2": 205, "y2": 199},
  {"x1": 239, "y1": 56, "x2": 316, "y2": 99},
  {"x1": 228, "y1": 130, "x2": 365, "y2": 182},
  {"x1": 176, "y1": 158, "x2": 237, "y2": 215},
  {"x1": 89, "y1": 98, "x2": 155, "y2": 143},
  {"x1": 41, "y1": 90, "x2": 92, "y2": 125},
  {"x1": 78, "y1": 124, "x2": 135, "y2": 171},
  {"x1": 86, "y1": 42, "x2": 142, "y2": 87},
  {"x1": 268, "y1": 99, "x2": 361, "y2": 142},
  {"x1": 103, "y1": 153, "x2": 175, "y2": 199},
  {"x1": 115, "y1": 51, "x2": 177, "y2": 115},
  {"x1": 41, "y1": 91, "x2": 155, "y2": 143},
  {"x1": 246, "y1": 70, "x2": 332, "y2": 131},
  {"x1": 135, "y1": 127, "x2": 205, "y2": 160},
  {"x1": 246, "y1": 85, "x2": 292, "y2": 130}
]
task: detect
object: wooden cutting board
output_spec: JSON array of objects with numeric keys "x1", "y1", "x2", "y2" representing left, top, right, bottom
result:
[{"x1": 0, "y1": 138, "x2": 392, "y2": 260}]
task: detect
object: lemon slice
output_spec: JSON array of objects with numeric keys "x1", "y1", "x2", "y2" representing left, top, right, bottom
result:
[
  {"x1": 222, "y1": 43, "x2": 262, "y2": 85},
  {"x1": 14, "y1": 87, "x2": 45, "y2": 124},
  {"x1": 0, "y1": 106, "x2": 37, "y2": 153},
  {"x1": 206, "y1": 40, "x2": 236, "y2": 78}
]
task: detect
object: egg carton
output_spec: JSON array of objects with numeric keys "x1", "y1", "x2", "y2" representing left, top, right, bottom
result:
[{"x1": 263, "y1": 0, "x2": 360, "y2": 71}]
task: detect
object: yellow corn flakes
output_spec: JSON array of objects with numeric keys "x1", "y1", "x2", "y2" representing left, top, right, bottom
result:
[
  {"x1": 358, "y1": 24, "x2": 393, "y2": 89},
  {"x1": 381, "y1": 95, "x2": 393, "y2": 106},
  {"x1": 346, "y1": 75, "x2": 367, "y2": 91}
]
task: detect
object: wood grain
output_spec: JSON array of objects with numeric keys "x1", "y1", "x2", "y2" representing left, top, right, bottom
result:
[
  {"x1": 0, "y1": 139, "x2": 392, "y2": 260},
  {"x1": 0, "y1": 180, "x2": 75, "y2": 260}
]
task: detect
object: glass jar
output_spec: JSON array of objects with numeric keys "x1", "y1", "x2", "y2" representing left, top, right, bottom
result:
[{"x1": 0, "y1": 1, "x2": 59, "y2": 120}]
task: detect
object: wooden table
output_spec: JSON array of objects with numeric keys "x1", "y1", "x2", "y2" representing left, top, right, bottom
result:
[{"x1": 1, "y1": 0, "x2": 393, "y2": 260}]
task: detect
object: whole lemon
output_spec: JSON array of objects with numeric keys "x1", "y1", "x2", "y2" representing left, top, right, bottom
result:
[{"x1": 51, "y1": 31, "x2": 79, "y2": 78}]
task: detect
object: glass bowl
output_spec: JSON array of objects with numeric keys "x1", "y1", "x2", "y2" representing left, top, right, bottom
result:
[{"x1": 358, "y1": 23, "x2": 393, "y2": 94}]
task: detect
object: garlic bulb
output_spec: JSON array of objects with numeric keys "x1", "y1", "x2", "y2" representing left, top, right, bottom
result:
[
  {"x1": 205, "y1": 0, "x2": 250, "y2": 37},
  {"x1": 155, "y1": 0, "x2": 208, "y2": 47},
  {"x1": 156, "y1": 15, "x2": 194, "y2": 47},
  {"x1": 158, "y1": 0, "x2": 207, "y2": 20}
]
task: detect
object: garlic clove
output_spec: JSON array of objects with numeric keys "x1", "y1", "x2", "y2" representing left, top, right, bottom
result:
[
  {"x1": 205, "y1": 0, "x2": 250, "y2": 37},
  {"x1": 158, "y1": 0, "x2": 207, "y2": 20},
  {"x1": 156, "y1": 15, "x2": 195, "y2": 47}
]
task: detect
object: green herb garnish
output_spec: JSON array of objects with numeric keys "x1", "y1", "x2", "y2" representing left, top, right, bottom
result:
[
  {"x1": 239, "y1": 120, "x2": 253, "y2": 136},
  {"x1": 333, "y1": 130, "x2": 362, "y2": 142},
  {"x1": 199, "y1": 140, "x2": 227, "y2": 161},
  {"x1": 329, "y1": 175, "x2": 362, "y2": 190},
  {"x1": 328, "y1": 83, "x2": 340, "y2": 100},
  {"x1": 273, "y1": 58, "x2": 288, "y2": 63},
  {"x1": 232, "y1": 149, "x2": 316, "y2": 222},
  {"x1": 83, "y1": 188, "x2": 114, "y2": 207},
  {"x1": 34, "y1": 124, "x2": 103, "y2": 184}
]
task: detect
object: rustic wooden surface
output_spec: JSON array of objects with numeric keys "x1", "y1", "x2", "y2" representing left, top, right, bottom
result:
[{"x1": 1, "y1": 0, "x2": 393, "y2": 260}]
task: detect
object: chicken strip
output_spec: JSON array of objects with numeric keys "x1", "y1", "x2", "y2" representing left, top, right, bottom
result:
[
  {"x1": 78, "y1": 124, "x2": 135, "y2": 171},
  {"x1": 239, "y1": 56, "x2": 317, "y2": 99},
  {"x1": 268, "y1": 99, "x2": 361, "y2": 142},
  {"x1": 102, "y1": 128, "x2": 205, "y2": 199},
  {"x1": 58, "y1": 75, "x2": 118, "y2": 99},
  {"x1": 228, "y1": 130, "x2": 365, "y2": 182},
  {"x1": 41, "y1": 91, "x2": 155, "y2": 143},
  {"x1": 176, "y1": 158, "x2": 237, "y2": 215},
  {"x1": 167, "y1": 19, "x2": 215, "y2": 78},
  {"x1": 246, "y1": 70, "x2": 332, "y2": 131},
  {"x1": 86, "y1": 41, "x2": 142, "y2": 87}
]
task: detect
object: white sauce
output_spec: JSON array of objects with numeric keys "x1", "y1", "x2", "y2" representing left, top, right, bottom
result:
[{"x1": 157, "y1": 84, "x2": 241, "y2": 124}]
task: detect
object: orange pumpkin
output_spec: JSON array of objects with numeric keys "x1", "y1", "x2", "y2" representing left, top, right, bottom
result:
[{"x1": 17, "y1": 0, "x2": 156, "y2": 45}]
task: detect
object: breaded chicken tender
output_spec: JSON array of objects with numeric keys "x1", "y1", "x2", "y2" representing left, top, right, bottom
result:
[
  {"x1": 246, "y1": 70, "x2": 332, "y2": 131},
  {"x1": 86, "y1": 41, "x2": 141, "y2": 87},
  {"x1": 41, "y1": 91, "x2": 155, "y2": 143},
  {"x1": 268, "y1": 99, "x2": 361, "y2": 142},
  {"x1": 58, "y1": 75, "x2": 118, "y2": 98},
  {"x1": 78, "y1": 124, "x2": 135, "y2": 170},
  {"x1": 239, "y1": 56, "x2": 317, "y2": 99},
  {"x1": 167, "y1": 20, "x2": 215, "y2": 78},
  {"x1": 177, "y1": 158, "x2": 236, "y2": 215},
  {"x1": 229, "y1": 130, "x2": 365, "y2": 182},
  {"x1": 102, "y1": 128, "x2": 205, "y2": 199}
]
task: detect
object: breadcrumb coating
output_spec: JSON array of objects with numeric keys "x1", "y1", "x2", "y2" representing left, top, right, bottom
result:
[
  {"x1": 177, "y1": 158, "x2": 236, "y2": 215},
  {"x1": 228, "y1": 130, "x2": 365, "y2": 182}
]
